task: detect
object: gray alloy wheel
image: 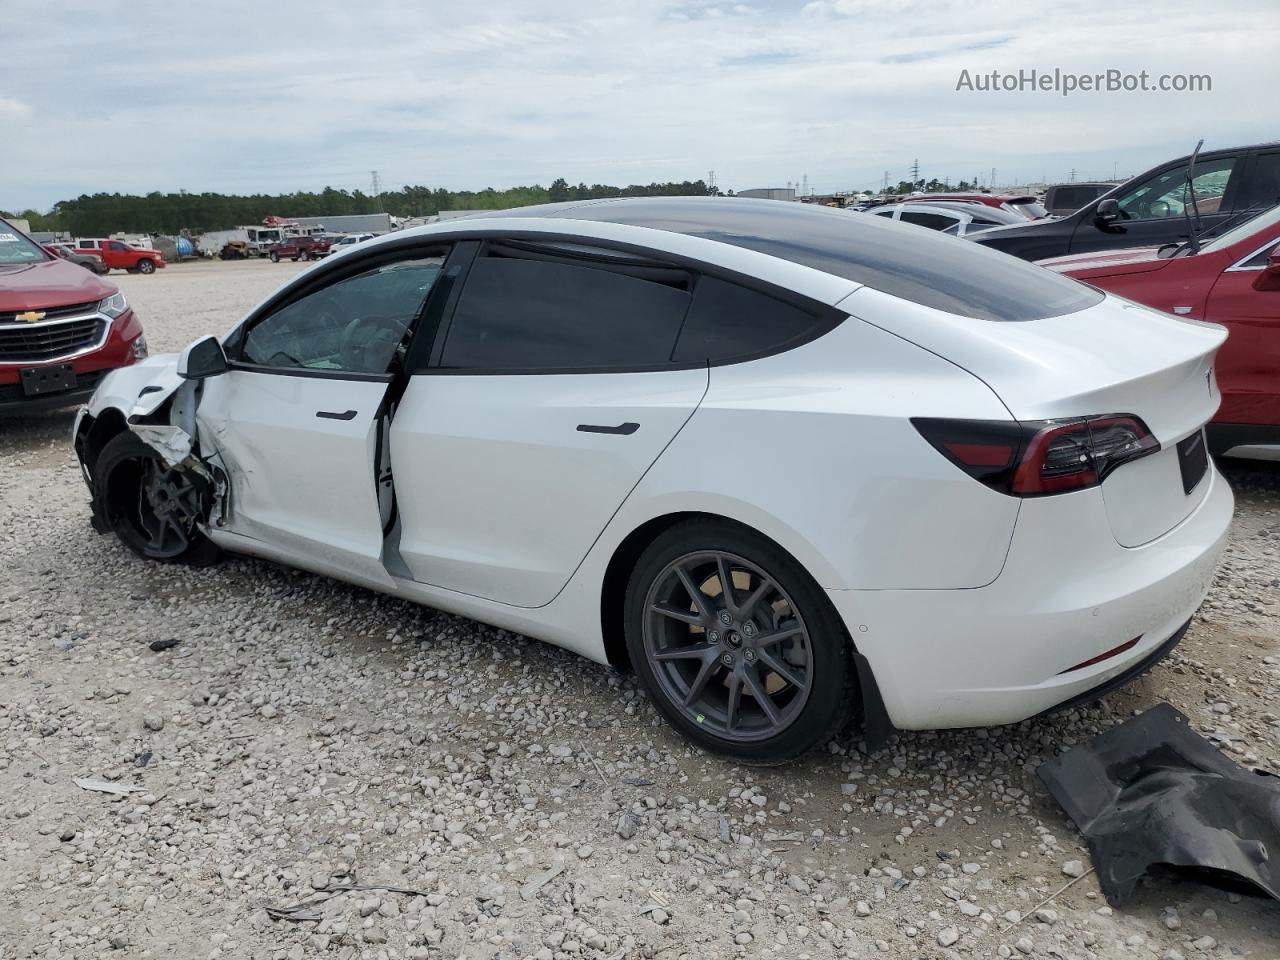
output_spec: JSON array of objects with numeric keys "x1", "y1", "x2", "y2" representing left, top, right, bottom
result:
[
  {"x1": 138, "y1": 258, "x2": 155, "y2": 274},
  {"x1": 641, "y1": 549, "x2": 814, "y2": 743}
]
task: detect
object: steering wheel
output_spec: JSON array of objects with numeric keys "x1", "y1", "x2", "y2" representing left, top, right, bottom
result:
[{"x1": 338, "y1": 315, "x2": 408, "y2": 372}]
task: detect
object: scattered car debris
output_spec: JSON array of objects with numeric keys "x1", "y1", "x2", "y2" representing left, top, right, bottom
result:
[
  {"x1": 148, "y1": 638, "x2": 181, "y2": 652},
  {"x1": 1039, "y1": 703, "x2": 1280, "y2": 905},
  {"x1": 265, "y1": 882, "x2": 433, "y2": 923},
  {"x1": 72, "y1": 777, "x2": 140, "y2": 797},
  {"x1": 519, "y1": 861, "x2": 566, "y2": 901}
]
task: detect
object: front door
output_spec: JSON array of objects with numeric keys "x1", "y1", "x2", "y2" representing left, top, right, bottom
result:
[
  {"x1": 198, "y1": 248, "x2": 450, "y2": 585},
  {"x1": 1070, "y1": 154, "x2": 1244, "y2": 254}
]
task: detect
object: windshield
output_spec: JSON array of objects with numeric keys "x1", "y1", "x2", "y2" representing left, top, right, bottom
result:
[
  {"x1": 1009, "y1": 199, "x2": 1048, "y2": 219},
  {"x1": 0, "y1": 223, "x2": 50, "y2": 265},
  {"x1": 1197, "y1": 203, "x2": 1280, "y2": 255}
]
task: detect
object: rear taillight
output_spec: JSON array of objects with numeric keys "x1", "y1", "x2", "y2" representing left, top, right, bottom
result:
[{"x1": 913, "y1": 415, "x2": 1159, "y2": 497}]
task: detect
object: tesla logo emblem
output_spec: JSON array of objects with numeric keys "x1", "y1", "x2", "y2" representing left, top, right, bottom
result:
[{"x1": 16, "y1": 310, "x2": 45, "y2": 323}]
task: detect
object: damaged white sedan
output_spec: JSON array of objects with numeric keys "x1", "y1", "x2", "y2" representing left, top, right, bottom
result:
[{"x1": 73, "y1": 198, "x2": 1233, "y2": 763}]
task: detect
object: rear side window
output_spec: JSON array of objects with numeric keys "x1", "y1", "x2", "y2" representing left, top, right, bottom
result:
[
  {"x1": 674, "y1": 276, "x2": 825, "y2": 363},
  {"x1": 440, "y1": 251, "x2": 691, "y2": 370}
]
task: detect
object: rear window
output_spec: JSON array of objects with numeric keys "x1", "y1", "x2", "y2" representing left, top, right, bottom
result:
[
  {"x1": 1008, "y1": 199, "x2": 1048, "y2": 218},
  {"x1": 551, "y1": 198, "x2": 1102, "y2": 322}
]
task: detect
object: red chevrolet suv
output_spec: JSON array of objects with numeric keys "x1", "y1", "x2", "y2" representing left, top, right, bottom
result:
[{"x1": 1, "y1": 222, "x2": 147, "y2": 414}]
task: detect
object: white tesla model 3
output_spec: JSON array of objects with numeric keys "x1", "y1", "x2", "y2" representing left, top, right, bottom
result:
[{"x1": 73, "y1": 198, "x2": 1232, "y2": 763}]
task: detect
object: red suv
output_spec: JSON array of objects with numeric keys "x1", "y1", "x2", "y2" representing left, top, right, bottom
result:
[
  {"x1": 1043, "y1": 205, "x2": 1280, "y2": 457},
  {"x1": 0, "y1": 223, "x2": 147, "y2": 414}
]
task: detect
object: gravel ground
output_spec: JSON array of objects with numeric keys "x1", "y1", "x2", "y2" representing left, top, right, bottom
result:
[{"x1": 3, "y1": 260, "x2": 1279, "y2": 960}]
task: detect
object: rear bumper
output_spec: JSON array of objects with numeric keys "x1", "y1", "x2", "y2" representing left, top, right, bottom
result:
[{"x1": 829, "y1": 461, "x2": 1232, "y2": 730}]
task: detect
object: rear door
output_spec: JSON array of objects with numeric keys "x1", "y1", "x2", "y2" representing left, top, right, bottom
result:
[{"x1": 390, "y1": 241, "x2": 707, "y2": 607}]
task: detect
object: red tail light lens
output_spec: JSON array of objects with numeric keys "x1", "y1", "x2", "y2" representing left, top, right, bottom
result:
[{"x1": 913, "y1": 415, "x2": 1160, "y2": 497}]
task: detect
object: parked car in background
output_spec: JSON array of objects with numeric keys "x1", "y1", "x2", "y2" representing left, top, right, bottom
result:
[
  {"x1": 898, "y1": 193, "x2": 1048, "y2": 220},
  {"x1": 1042, "y1": 182, "x2": 1117, "y2": 217},
  {"x1": 1043, "y1": 204, "x2": 1280, "y2": 460},
  {"x1": 44, "y1": 242, "x2": 108, "y2": 275},
  {"x1": 327, "y1": 232, "x2": 378, "y2": 255},
  {"x1": 973, "y1": 141, "x2": 1280, "y2": 261},
  {"x1": 73, "y1": 238, "x2": 165, "y2": 274},
  {"x1": 866, "y1": 201, "x2": 1026, "y2": 237},
  {"x1": 0, "y1": 225, "x2": 147, "y2": 413},
  {"x1": 74, "y1": 198, "x2": 1230, "y2": 762},
  {"x1": 267, "y1": 235, "x2": 333, "y2": 262}
]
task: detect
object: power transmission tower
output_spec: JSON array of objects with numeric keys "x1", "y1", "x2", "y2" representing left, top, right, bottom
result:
[
  {"x1": 910, "y1": 158, "x2": 920, "y2": 186},
  {"x1": 1069, "y1": 168, "x2": 1077, "y2": 183},
  {"x1": 708, "y1": 170, "x2": 717, "y2": 194},
  {"x1": 802, "y1": 174, "x2": 809, "y2": 196},
  {"x1": 882, "y1": 170, "x2": 889, "y2": 193},
  {"x1": 371, "y1": 170, "x2": 383, "y2": 198}
]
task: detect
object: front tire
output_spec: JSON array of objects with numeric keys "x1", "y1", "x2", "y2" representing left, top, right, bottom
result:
[
  {"x1": 93, "y1": 432, "x2": 220, "y2": 566},
  {"x1": 269, "y1": 251, "x2": 280, "y2": 263},
  {"x1": 137, "y1": 259, "x2": 156, "y2": 274},
  {"x1": 624, "y1": 519, "x2": 856, "y2": 763}
]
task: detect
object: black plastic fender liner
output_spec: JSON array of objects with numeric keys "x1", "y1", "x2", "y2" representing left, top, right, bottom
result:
[{"x1": 1038, "y1": 703, "x2": 1280, "y2": 906}]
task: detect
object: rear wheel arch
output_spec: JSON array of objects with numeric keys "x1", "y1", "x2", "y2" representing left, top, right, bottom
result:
[{"x1": 598, "y1": 510, "x2": 891, "y2": 747}]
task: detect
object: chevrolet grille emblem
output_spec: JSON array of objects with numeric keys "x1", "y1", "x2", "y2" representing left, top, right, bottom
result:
[{"x1": 16, "y1": 310, "x2": 45, "y2": 323}]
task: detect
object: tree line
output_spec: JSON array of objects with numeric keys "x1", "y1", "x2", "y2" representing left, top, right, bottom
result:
[{"x1": 3, "y1": 178, "x2": 715, "y2": 237}]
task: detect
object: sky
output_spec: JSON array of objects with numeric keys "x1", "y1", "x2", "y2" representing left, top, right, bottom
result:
[{"x1": 3, "y1": 0, "x2": 1278, "y2": 212}]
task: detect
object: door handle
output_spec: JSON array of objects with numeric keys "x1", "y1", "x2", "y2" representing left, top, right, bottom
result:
[
  {"x1": 316, "y1": 409, "x2": 358, "y2": 421},
  {"x1": 577, "y1": 422, "x2": 639, "y2": 435}
]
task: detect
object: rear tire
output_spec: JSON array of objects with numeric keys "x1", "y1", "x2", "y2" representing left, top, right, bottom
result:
[
  {"x1": 94, "y1": 432, "x2": 220, "y2": 566},
  {"x1": 624, "y1": 519, "x2": 857, "y2": 763}
]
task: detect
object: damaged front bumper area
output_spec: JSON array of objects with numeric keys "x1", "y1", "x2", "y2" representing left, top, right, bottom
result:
[{"x1": 73, "y1": 361, "x2": 227, "y2": 535}]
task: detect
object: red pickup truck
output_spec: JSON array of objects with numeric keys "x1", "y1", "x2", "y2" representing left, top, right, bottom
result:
[
  {"x1": 72, "y1": 239, "x2": 165, "y2": 274},
  {"x1": 267, "y1": 235, "x2": 333, "y2": 262}
]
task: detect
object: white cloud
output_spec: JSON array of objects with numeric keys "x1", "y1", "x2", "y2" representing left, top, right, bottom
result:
[
  {"x1": 2, "y1": 0, "x2": 1278, "y2": 210},
  {"x1": 0, "y1": 96, "x2": 31, "y2": 119}
]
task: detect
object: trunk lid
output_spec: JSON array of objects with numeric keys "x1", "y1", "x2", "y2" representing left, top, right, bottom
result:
[{"x1": 841, "y1": 288, "x2": 1227, "y2": 546}]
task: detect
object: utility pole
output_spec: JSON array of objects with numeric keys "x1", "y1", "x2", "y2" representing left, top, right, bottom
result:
[
  {"x1": 802, "y1": 173, "x2": 809, "y2": 196},
  {"x1": 882, "y1": 170, "x2": 889, "y2": 193},
  {"x1": 990, "y1": 167, "x2": 996, "y2": 190}
]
